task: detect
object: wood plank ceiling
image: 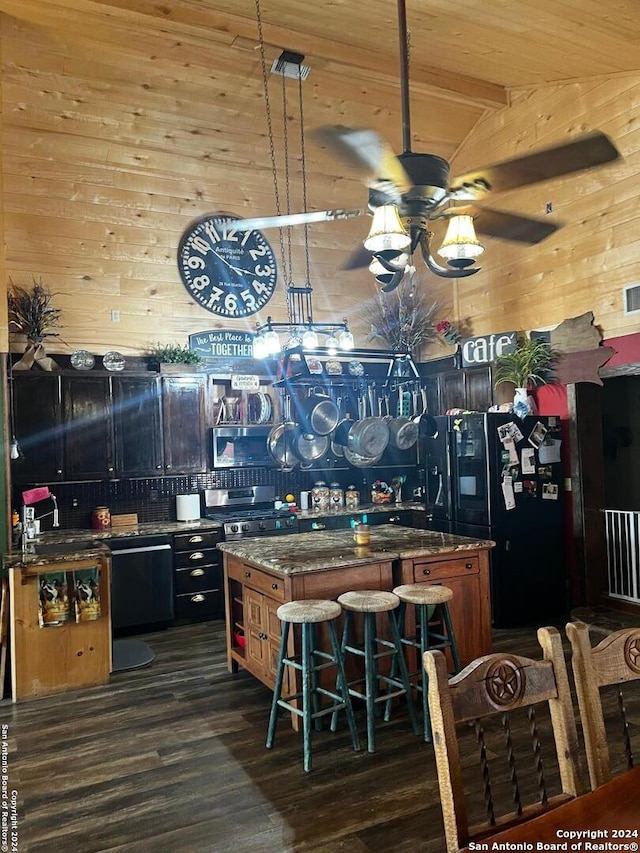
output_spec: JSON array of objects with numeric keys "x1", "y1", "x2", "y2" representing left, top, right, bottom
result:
[{"x1": 0, "y1": 0, "x2": 638, "y2": 353}]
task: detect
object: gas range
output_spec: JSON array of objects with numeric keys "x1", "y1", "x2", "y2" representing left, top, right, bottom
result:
[{"x1": 203, "y1": 486, "x2": 299, "y2": 541}]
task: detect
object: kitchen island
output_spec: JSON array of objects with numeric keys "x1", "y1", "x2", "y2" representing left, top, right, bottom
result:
[{"x1": 219, "y1": 525, "x2": 495, "y2": 695}]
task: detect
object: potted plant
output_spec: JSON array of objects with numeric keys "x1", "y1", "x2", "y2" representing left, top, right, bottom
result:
[
  {"x1": 148, "y1": 342, "x2": 203, "y2": 373},
  {"x1": 493, "y1": 335, "x2": 556, "y2": 416},
  {"x1": 8, "y1": 279, "x2": 62, "y2": 370}
]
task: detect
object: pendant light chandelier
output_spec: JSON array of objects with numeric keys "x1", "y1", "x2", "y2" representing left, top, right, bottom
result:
[{"x1": 252, "y1": 4, "x2": 354, "y2": 359}]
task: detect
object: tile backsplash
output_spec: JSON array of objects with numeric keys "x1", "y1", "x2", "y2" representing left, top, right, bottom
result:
[{"x1": 14, "y1": 464, "x2": 420, "y2": 531}]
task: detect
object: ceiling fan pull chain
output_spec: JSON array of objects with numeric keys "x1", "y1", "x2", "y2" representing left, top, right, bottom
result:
[{"x1": 255, "y1": 0, "x2": 289, "y2": 288}]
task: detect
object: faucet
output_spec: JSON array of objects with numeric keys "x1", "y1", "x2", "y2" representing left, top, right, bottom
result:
[{"x1": 38, "y1": 493, "x2": 60, "y2": 528}]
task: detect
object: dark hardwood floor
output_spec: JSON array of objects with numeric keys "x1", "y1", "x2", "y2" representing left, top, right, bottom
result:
[{"x1": 2, "y1": 619, "x2": 639, "y2": 852}]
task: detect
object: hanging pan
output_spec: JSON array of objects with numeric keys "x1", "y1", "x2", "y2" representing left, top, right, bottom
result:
[
  {"x1": 267, "y1": 395, "x2": 300, "y2": 469},
  {"x1": 295, "y1": 387, "x2": 339, "y2": 439},
  {"x1": 347, "y1": 389, "x2": 389, "y2": 458},
  {"x1": 413, "y1": 387, "x2": 439, "y2": 439}
]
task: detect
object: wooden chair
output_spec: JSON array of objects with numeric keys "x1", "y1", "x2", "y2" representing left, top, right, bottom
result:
[
  {"x1": 566, "y1": 620, "x2": 640, "y2": 790},
  {"x1": 424, "y1": 627, "x2": 584, "y2": 853}
]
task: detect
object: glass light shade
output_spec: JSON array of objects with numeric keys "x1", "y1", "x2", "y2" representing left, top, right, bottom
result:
[
  {"x1": 263, "y1": 329, "x2": 281, "y2": 355},
  {"x1": 438, "y1": 215, "x2": 485, "y2": 265},
  {"x1": 364, "y1": 205, "x2": 411, "y2": 252},
  {"x1": 302, "y1": 327, "x2": 319, "y2": 349},
  {"x1": 339, "y1": 329, "x2": 354, "y2": 350},
  {"x1": 252, "y1": 335, "x2": 268, "y2": 359},
  {"x1": 10, "y1": 438, "x2": 20, "y2": 460},
  {"x1": 284, "y1": 327, "x2": 304, "y2": 349},
  {"x1": 325, "y1": 334, "x2": 339, "y2": 356},
  {"x1": 368, "y1": 252, "x2": 409, "y2": 276}
]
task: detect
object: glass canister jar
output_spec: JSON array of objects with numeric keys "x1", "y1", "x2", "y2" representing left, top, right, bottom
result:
[
  {"x1": 345, "y1": 485, "x2": 360, "y2": 511},
  {"x1": 92, "y1": 506, "x2": 111, "y2": 530},
  {"x1": 311, "y1": 480, "x2": 330, "y2": 513},
  {"x1": 329, "y1": 482, "x2": 344, "y2": 510}
]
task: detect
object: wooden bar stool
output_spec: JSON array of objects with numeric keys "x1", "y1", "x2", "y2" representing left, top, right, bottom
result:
[
  {"x1": 392, "y1": 583, "x2": 461, "y2": 742},
  {"x1": 336, "y1": 589, "x2": 420, "y2": 753},
  {"x1": 266, "y1": 599, "x2": 360, "y2": 772}
]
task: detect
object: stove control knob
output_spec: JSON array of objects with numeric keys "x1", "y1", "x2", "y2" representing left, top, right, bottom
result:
[
  {"x1": 230, "y1": 524, "x2": 239, "y2": 533},
  {"x1": 241, "y1": 522, "x2": 250, "y2": 532},
  {"x1": 275, "y1": 520, "x2": 282, "y2": 529}
]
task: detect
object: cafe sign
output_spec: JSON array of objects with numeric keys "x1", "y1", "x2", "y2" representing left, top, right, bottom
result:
[
  {"x1": 460, "y1": 331, "x2": 518, "y2": 367},
  {"x1": 189, "y1": 329, "x2": 254, "y2": 359}
]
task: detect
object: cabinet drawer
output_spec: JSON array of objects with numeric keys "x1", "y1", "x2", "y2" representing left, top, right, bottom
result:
[
  {"x1": 175, "y1": 564, "x2": 222, "y2": 596},
  {"x1": 174, "y1": 530, "x2": 220, "y2": 552},
  {"x1": 412, "y1": 555, "x2": 479, "y2": 582},
  {"x1": 174, "y1": 547, "x2": 219, "y2": 570},
  {"x1": 175, "y1": 589, "x2": 223, "y2": 620},
  {"x1": 230, "y1": 563, "x2": 286, "y2": 601}
]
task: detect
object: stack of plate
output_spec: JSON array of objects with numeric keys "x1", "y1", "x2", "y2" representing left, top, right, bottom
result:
[{"x1": 248, "y1": 392, "x2": 272, "y2": 424}]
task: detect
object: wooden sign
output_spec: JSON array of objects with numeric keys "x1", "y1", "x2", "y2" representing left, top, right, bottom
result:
[
  {"x1": 460, "y1": 331, "x2": 518, "y2": 367},
  {"x1": 231, "y1": 374, "x2": 259, "y2": 391},
  {"x1": 189, "y1": 329, "x2": 254, "y2": 359}
]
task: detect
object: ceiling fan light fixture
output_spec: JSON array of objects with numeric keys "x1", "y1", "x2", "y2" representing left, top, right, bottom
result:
[
  {"x1": 364, "y1": 204, "x2": 411, "y2": 252},
  {"x1": 369, "y1": 252, "x2": 409, "y2": 276},
  {"x1": 438, "y1": 214, "x2": 485, "y2": 264}
]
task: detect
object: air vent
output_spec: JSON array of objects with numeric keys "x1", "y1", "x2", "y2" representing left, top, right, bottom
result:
[
  {"x1": 623, "y1": 284, "x2": 640, "y2": 315},
  {"x1": 271, "y1": 50, "x2": 310, "y2": 81}
]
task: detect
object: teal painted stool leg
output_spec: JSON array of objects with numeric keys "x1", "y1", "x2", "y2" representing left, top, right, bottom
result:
[
  {"x1": 266, "y1": 620, "x2": 290, "y2": 749},
  {"x1": 388, "y1": 610, "x2": 420, "y2": 737},
  {"x1": 301, "y1": 622, "x2": 313, "y2": 772},
  {"x1": 363, "y1": 612, "x2": 378, "y2": 753},
  {"x1": 327, "y1": 620, "x2": 360, "y2": 752},
  {"x1": 331, "y1": 610, "x2": 352, "y2": 733},
  {"x1": 309, "y1": 623, "x2": 322, "y2": 731},
  {"x1": 384, "y1": 601, "x2": 407, "y2": 722},
  {"x1": 441, "y1": 603, "x2": 462, "y2": 672}
]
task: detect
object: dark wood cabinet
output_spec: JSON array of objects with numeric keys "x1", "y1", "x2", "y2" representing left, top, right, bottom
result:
[
  {"x1": 12, "y1": 373, "x2": 64, "y2": 483},
  {"x1": 112, "y1": 375, "x2": 163, "y2": 477},
  {"x1": 11, "y1": 370, "x2": 207, "y2": 482},
  {"x1": 161, "y1": 375, "x2": 207, "y2": 474},
  {"x1": 62, "y1": 375, "x2": 113, "y2": 479},
  {"x1": 420, "y1": 358, "x2": 493, "y2": 414}
]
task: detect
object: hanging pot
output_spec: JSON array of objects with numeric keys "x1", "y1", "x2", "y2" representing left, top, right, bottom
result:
[
  {"x1": 332, "y1": 395, "x2": 355, "y2": 447},
  {"x1": 295, "y1": 432, "x2": 329, "y2": 463},
  {"x1": 347, "y1": 391, "x2": 389, "y2": 458},
  {"x1": 343, "y1": 445, "x2": 382, "y2": 469},
  {"x1": 267, "y1": 395, "x2": 300, "y2": 469},
  {"x1": 294, "y1": 388, "x2": 339, "y2": 439},
  {"x1": 386, "y1": 385, "x2": 418, "y2": 450},
  {"x1": 413, "y1": 387, "x2": 439, "y2": 439}
]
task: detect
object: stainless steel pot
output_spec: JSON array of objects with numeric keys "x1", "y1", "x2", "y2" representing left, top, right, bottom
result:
[
  {"x1": 267, "y1": 396, "x2": 299, "y2": 469},
  {"x1": 343, "y1": 445, "x2": 382, "y2": 468},
  {"x1": 347, "y1": 392, "x2": 389, "y2": 458},
  {"x1": 413, "y1": 387, "x2": 439, "y2": 439},
  {"x1": 386, "y1": 387, "x2": 418, "y2": 450},
  {"x1": 295, "y1": 388, "x2": 339, "y2": 439},
  {"x1": 295, "y1": 432, "x2": 329, "y2": 463}
]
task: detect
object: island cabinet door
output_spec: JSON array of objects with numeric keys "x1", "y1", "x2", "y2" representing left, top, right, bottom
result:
[
  {"x1": 243, "y1": 586, "x2": 287, "y2": 689},
  {"x1": 401, "y1": 552, "x2": 491, "y2": 667}
]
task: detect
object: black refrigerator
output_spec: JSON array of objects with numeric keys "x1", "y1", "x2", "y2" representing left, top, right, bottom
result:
[{"x1": 421, "y1": 412, "x2": 568, "y2": 627}]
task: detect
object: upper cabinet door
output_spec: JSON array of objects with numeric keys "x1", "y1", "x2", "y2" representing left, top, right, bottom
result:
[
  {"x1": 12, "y1": 373, "x2": 64, "y2": 483},
  {"x1": 161, "y1": 375, "x2": 206, "y2": 474},
  {"x1": 62, "y1": 375, "x2": 114, "y2": 479},
  {"x1": 465, "y1": 366, "x2": 493, "y2": 413},
  {"x1": 112, "y1": 375, "x2": 163, "y2": 477}
]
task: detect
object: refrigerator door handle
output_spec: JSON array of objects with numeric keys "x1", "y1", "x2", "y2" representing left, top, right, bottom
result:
[{"x1": 435, "y1": 472, "x2": 444, "y2": 507}]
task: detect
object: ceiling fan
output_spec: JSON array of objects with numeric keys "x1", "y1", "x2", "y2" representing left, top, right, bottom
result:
[{"x1": 233, "y1": 0, "x2": 620, "y2": 293}]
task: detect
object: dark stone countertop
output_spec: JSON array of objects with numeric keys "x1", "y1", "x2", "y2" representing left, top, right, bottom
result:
[
  {"x1": 218, "y1": 524, "x2": 495, "y2": 575},
  {"x1": 4, "y1": 519, "x2": 222, "y2": 568}
]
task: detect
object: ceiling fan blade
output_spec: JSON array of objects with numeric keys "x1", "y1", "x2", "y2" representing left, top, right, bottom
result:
[
  {"x1": 313, "y1": 125, "x2": 413, "y2": 199},
  {"x1": 449, "y1": 132, "x2": 620, "y2": 199},
  {"x1": 341, "y1": 244, "x2": 372, "y2": 271},
  {"x1": 230, "y1": 208, "x2": 367, "y2": 232},
  {"x1": 472, "y1": 208, "x2": 560, "y2": 244}
]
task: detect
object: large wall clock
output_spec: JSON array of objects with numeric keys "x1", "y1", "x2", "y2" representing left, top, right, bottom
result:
[{"x1": 177, "y1": 213, "x2": 278, "y2": 318}]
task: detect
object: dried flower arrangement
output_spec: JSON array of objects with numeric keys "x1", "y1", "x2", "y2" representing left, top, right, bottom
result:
[
  {"x1": 361, "y1": 282, "x2": 441, "y2": 356},
  {"x1": 8, "y1": 279, "x2": 62, "y2": 343}
]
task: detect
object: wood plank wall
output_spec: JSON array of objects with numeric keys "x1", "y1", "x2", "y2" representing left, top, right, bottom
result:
[{"x1": 0, "y1": 8, "x2": 638, "y2": 359}]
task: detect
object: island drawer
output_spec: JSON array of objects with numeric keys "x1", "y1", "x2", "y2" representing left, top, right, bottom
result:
[
  {"x1": 174, "y1": 530, "x2": 220, "y2": 552},
  {"x1": 228, "y1": 561, "x2": 286, "y2": 601},
  {"x1": 412, "y1": 555, "x2": 479, "y2": 582},
  {"x1": 174, "y1": 546, "x2": 219, "y2": 570}
]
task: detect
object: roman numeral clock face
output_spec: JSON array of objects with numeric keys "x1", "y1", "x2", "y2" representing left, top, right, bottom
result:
[{"x1": 177, "y1": 214, "x2": 278, "y2": 318}]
